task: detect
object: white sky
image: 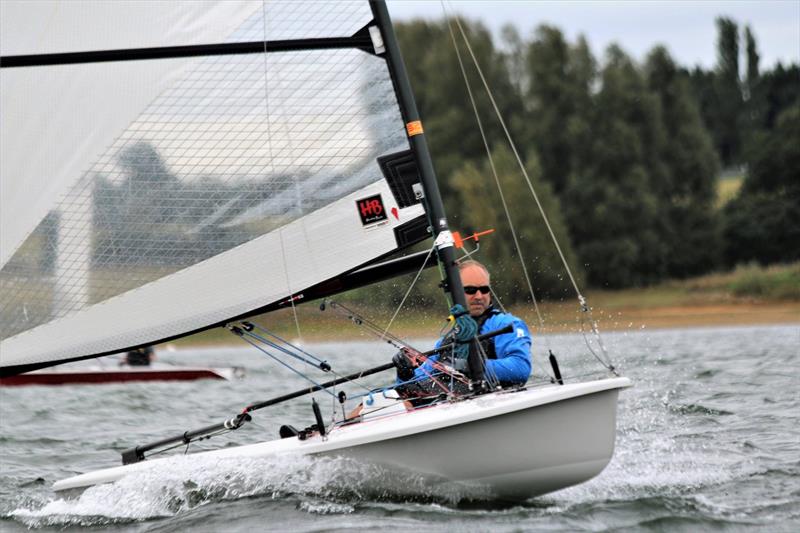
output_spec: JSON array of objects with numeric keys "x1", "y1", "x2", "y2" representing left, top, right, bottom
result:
[{"x1": 387, "y1": 0, "x2": 800, "y2": 70}]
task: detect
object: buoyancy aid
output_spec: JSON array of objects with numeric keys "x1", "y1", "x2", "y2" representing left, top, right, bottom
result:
[{"x1": 476, "y1": 306, "x2": 502, "y2": 360}]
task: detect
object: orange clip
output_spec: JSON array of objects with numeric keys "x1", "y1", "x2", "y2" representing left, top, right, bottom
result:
[
  {"x1": 453, "y1": 229, "x2": 495, "y2": 249},
  {"x1": 406, "y1": 120, "x2": 424, "y2": 137}
]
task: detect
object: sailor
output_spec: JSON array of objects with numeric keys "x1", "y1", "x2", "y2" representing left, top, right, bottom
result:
[
  {"x1": 123, "y1": 346, "x2": 154, "y2": 366},
  {"x1": 394, "y1": 260, "x2": 532, "y2": 397}
]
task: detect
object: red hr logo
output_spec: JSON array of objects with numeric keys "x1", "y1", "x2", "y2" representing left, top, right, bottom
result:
[
  {"x1": 359, "y1": 198, "x2": 383, "y2": 217},
  {"x1": 356, "y1": 194, "x2": 388, "y2": 225}
]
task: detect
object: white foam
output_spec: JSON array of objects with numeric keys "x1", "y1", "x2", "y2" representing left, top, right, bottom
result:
[{"x1": 12, "y1": 452, "x2": 492, "y2": 526}]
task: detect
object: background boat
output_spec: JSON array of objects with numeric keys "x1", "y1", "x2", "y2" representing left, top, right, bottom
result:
[{"x1": 0, "y1": 360, "x2": 244, "y2": 386}]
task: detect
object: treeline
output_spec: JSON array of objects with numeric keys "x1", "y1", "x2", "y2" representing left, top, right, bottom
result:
[{"x1": 390, "y1": 16, "x2": 799, "y2": 301}]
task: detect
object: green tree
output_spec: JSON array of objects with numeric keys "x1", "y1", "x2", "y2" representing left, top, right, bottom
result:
[
  {"x1": 739, "y1": 25, "x2": 763, "y2": 155},
  {"x1": 723, "y1": 104, "x2": 800, "y2": 265},
  {"x1": 645, "y1": 46, "x2": 722, "y2": 277},
  {"x1": 713, "y1": 17, "x2": 743, "y2": 166},
  {"x1": 743, "y1": 25, "x2": 760, "y2": 101},
  {"x1": 753, "y1": 63, "x2": 800, "y2": 130},
  {"x1": 450, "y1": 145, "x2": 580, "y2": 301},
  {"x1": 522, "y1": 26, "x2": 596, "y2": 195},
  {"x1": 566, "y1": 46, "x2": 667, "y2": 288}
]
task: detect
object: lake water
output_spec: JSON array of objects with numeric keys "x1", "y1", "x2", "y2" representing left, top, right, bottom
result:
[{"x1": 1, "y1": 324, "x2": 798, "y2": 532}]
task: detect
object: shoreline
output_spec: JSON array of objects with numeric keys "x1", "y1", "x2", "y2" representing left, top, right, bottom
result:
[
  {"x1": 521, "y1": 301, "x2": 800, "y2": 333},
  {"x1": 164, "y1": 301, "x2": 799, "y2": 348},
  {"x1": 592, "y1": 301, "x2": 799, "y2": 331}
]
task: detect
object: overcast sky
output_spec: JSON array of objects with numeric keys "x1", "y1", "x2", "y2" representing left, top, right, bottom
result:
[{"x1": 387, "y1": 0, "x2": 800, "y2": 70}]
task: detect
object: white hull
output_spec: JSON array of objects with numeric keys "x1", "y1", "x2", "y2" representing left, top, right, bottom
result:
[{"x1": 54, "y1": 377, "x2": 630, "y2": 499}]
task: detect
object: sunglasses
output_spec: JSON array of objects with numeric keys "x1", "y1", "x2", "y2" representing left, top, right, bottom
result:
[{"x1": 464, "y1": 285, "x2": 491, "y2": 295}]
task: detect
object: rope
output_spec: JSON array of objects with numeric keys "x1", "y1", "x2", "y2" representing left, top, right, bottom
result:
[
  {"x1": 442, "y1": 4, "x2": 550, "y2": 351},
  {"x1": 241, "y1": 329, "x2": 326, "y2": 370},
  {"x1": 235, "y1": 317, "x2": 393, "y2": 397},
  {"x1": 442, "y1": 5, "x2": 558, "y2": 385},
  {"x1": 260, "y1": 0, "x2": 303, "y2": 343},
  {"x1": 326, "y1": 301, "x2": 415, "y2": 352},
  {"x1": 473, "y1": 337, "x2": 499, "y2": 388},
  {"x1": 446, "y1": 303, "x2": 477, "y2": 365},
  {"x1": 249, "y1": 323, "x2": 329, "y2": 368},
  {"x1": 238, "y1": 334, "x2": 336, "y2": 398},
  {"x1": 579, "y1": 317, "x2": 618, "y2": 376},
  {"x1": 450, "y1": 14, "x2": 582, "y2": 301},
  {"x1": 324, "y1": 301, "x2": 471, "y2": 392},
  {"x1": 445, "y1": 8, "x2": 617, "y2": 375},
  {"x1": 381, "y1": 240, "x2": 438, "y2": 341}
]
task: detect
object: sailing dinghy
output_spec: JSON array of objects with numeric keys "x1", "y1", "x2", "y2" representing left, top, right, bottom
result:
[
  {"x1": 0, "y1": 360, "x2": 244, "y2": 386},
  {"x1": 1, "y1": 0, "x2": 630, "y2": 500}
]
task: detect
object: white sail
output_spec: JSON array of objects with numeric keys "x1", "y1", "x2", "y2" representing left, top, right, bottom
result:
[
  {"x1": 1, "y1": 0, "x2": 262, "y2": 267},
  {"x1": 1, "y1": 1, "x2": 426, "y2": 373}
]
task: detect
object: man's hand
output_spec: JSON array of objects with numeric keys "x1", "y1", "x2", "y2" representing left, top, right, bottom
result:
[{"x1": 392, "y1": 349, "x2": 416, "y2": 381}]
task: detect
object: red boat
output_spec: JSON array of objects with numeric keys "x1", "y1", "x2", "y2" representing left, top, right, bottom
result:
[{"x1": 0, "y1": 362, "x2": 244, "y2": 386}]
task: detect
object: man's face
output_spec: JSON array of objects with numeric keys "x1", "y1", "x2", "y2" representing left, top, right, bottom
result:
[{"x1": 460, "y1": 265, "x2": 491, "y2": 317}]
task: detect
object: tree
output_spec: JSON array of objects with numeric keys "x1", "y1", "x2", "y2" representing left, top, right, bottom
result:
[
  {"x1": 753, "y1": 63, "x2": 800, "y2": 130},
  {"x1": 645, "y1": 46, "x2": 722, "y2": 277},
  {"x1": 522, "y1": 26, "x2": 596, "y2": 195},
  {"x1": 565, "y1": 46, "x2": 667, "y2": 287},
  {"x1": 713, "y1": 17, "x2": 743, "y2": 167},
  {"x1": 723, "y1": 104, "x2": 800, "y2": 265},
  {"x1": 450, "y1": 145, "x2": 580, "y2": 301},
  {"x1": 743, "y1": 25, "x2": 760, "y2": 101}
]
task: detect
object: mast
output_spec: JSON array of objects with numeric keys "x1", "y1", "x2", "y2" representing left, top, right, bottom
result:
[{"x1": 370, "y1": 1, "x2": 467, "y2": 310}]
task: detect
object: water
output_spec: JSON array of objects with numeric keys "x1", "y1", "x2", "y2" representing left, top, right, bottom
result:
[{"x1": 1, "y1": 324, "x2": 798, "y2": 531}]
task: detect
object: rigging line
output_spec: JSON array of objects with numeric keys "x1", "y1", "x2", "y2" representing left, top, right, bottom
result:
[
  {"x1": 443, "y1": 3, "x2": 555, "y2": 383},
  {"x1": 449, "y1": 15, "x2": 580, "y2": 299},
  {"x1": 381, "y1": 240, "x2": 438, "y2": 341},
  {"x1": 240, "y1": 334, "x2": 336, "y2": 398},
  {"x1": 337, "y1": 304, "x2": 412, "y2": 351},
  {"x1": 442, "y1": 2, "x2": 551, "y2": 356},
  {"x1": 420, "y1": 348, "x2": 466, "y2": 395},
  {"x1": 579, "y1": 317, "x2": 618, "y2": 375},
  {"x1": 260, "y1": 0, "x2": 302, "y2": 342},
  {"x1": 147, "y1": 427, "x2": 233, "y2": 459},
  {"x1": 328, "y1": 301, "x2": 413, "y2": 350},
  {"x1": 237, "y1": 321, "x2": 380, "y2": 395},
  {"x1": 248, "y1": 322, "x2": 327, "y2": 364},
  {"x1": 450, "y1": 14, "x2": 616, "y2": 371},
  {"x1": 474, "y1": 340, "x2": 499, "y2": 387},
  {"x1": 325, "y1": 302, "x2": 469, "y2": 389},
  {"x1": 242, "y1": 329, "x2": 325, "y2": 370},
  {"x1": 279, "y1": 229, "x2": 304, "y2": 342}
]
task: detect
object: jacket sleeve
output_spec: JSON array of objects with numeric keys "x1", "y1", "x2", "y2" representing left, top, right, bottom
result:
[
  {"x1": 484, "y1": 315, "x2": 532, "y2": 384},
  {"x1": 413, "y1": 354, "x2": 440, "y2": 380}
]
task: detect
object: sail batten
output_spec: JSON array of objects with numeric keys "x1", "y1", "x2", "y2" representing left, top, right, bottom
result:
[
  {"x1": 1, "y1": 1, "x2": 427, "y2": 373},
  {"x1": 1, "y1": 36, "x2": 377, "y2": 68}
]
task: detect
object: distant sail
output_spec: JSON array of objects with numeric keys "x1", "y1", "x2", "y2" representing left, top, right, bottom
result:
[{"x1": 0, "y1": 1, "x2": 427, "y2": 375}]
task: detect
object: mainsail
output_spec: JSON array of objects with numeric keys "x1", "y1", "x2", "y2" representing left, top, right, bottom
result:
[{"x1": 0, "y1": 1, "x2": 434, "y2": 375}]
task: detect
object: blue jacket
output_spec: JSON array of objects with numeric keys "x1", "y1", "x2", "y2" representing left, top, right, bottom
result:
[{"x1": 411, "y1": 309, "x2": 532, "y2": 385}]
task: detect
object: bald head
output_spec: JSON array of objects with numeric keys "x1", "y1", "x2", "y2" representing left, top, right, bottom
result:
[{"x1": 458, "y1": 261, "x2": 491, "y2": 317}]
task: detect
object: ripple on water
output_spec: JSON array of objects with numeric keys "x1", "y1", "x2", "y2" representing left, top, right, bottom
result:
[
  {"x1": 667, "y1": 403, "x2": 734, "y2": 416},
  {"x1": 2, "y1": 325, "x2": 799, "y2": 531}
]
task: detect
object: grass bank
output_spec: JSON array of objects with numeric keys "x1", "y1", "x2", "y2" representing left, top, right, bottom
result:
[{"x1": 165, "y1": 262, "x2": 799, "y2": 347}]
